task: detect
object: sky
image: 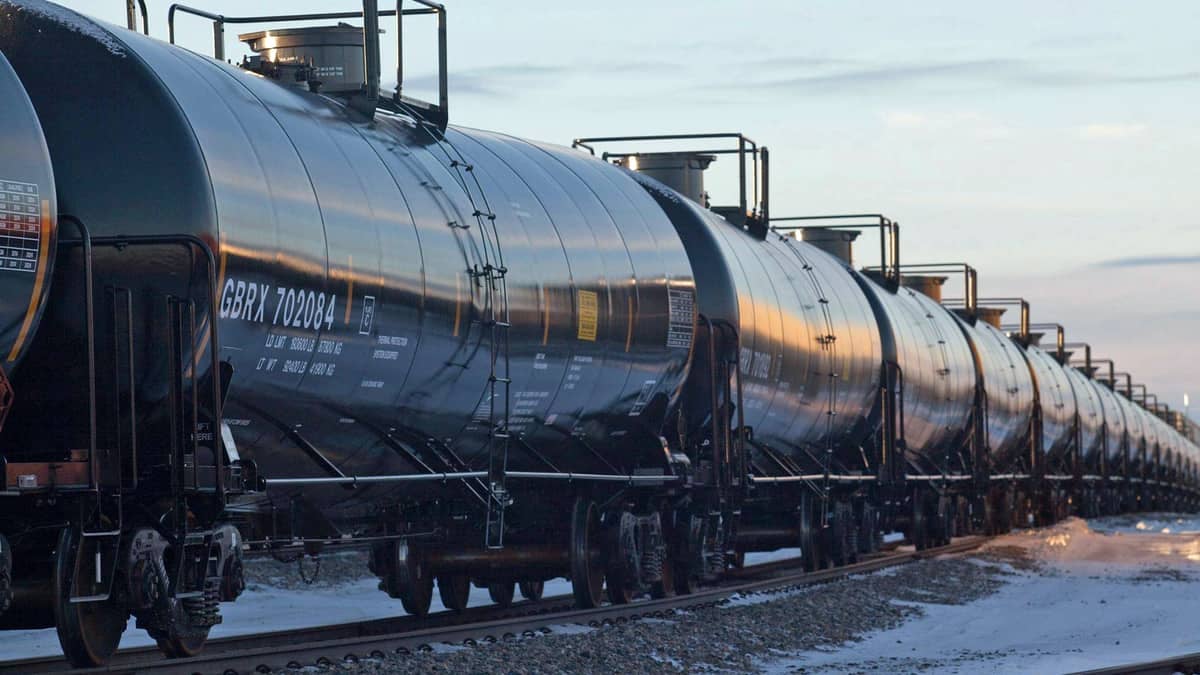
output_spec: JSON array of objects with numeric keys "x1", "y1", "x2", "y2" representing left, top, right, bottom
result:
[{"x1": 45, "y1": 1, "x2": 1200, "y2": 420}]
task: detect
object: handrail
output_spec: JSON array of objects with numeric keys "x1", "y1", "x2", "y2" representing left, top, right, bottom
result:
[
  {"x1": 59, "y1": 231, "x2": 226, "y2": 498},
  {"x1": 896, "y1": 262, "x2": 977, "y2": 315},
  {"x1": 58, "y1": 217, "x2": 98, "y2": 489},
  {"x1": 168, "y1": 2, "x2": 447, "y2": 126},
  {"x1": 951, "y1": 297, "x2": 1029, "y2": 337},
  {"x1": 572, "y1": 133, "x2": 767, "y2": 230},
  {"x1": 770, "y1": 214, "x2": 900, "y2": 290},
  {"x1": 125, "y1": 0, "x2": 149, "y2": 35}
]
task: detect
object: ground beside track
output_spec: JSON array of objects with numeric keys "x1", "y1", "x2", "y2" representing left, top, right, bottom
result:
[
  {"x1": 776, "y1": 514, "x2": 1200, "y2": 674},
  {"x1": 6, "y1": 516, "x2": 1196, "y2": 672},
  {"x1": 279, "y1": 515, "x2": 1200, "y2": 674},
  {"x1": 285, "y1": 550, "x2": 1009, "y2": 674}
]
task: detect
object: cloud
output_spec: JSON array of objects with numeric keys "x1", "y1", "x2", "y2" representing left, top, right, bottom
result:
[
  {"x1": 1093, "y1": 254, "x2": 1200, "y2": 268},
  {"x1": 744, "y1": 57, "x2": 1200, "y2": 94},
  {"x1": 880, "y1": 110, "x2": 1013, "y2": 139},
  {"x1": 398, "y1": 60, "x2": 686, "y2": 99},
  {"x1": 1078, "y1": 123, "x2": 1148, "y2": 140}
]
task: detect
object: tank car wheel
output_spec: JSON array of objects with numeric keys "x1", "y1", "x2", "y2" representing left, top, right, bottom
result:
[
  {"x1": 487, "y1": 581, "x2": 515, "y2": 608},
  {"x1": 651, "y1": 510, "x2": 678, "y2": 599},
  {"x1": 155, "y1": 631, "x2": 210, "y2": 659},
  {"x1": 829, "y1": 502, "x2": 856, "y2": 565},
  {"x1": 518, "y1": 580, "x2": 544, "y2": 602},
  {"x1": 858, "y1": 504, "x2": 880, "y2": 555},
  {"x1": 910, "y1": 494, "x2": 929, "y2": 550},
  {"x1": 53, "y1": 527, "x2": 128, "y2": 668},
  {"x1": 569, "y1": 498, "x2": 605, "y2": 609},
  {"x1": 438, "y1": 573, "x2": 471, "y2": 612},
  {"x1": 669, "y1": 512, "x2": 703, "y2": 595},
  {"x1": 955, "y1": 496, "x2": 971, "y2": 537},
  {"x1": 391, "y1": 540, "x2": 434, "y2": 617},
  {"x1": 933, "y1": 495, "x2": 953, "y2": 547},
  {"x1": 799, "y1": 494, "x2": 825, "y2": 570}
]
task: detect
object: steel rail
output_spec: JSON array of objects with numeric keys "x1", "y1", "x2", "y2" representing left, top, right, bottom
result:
[
  {"x1": 1, "y1": 537, "x2": 988, "y2": 674},
  {"x1": 1069, "y1": 651, "x2": 1200, "y2": 675}
]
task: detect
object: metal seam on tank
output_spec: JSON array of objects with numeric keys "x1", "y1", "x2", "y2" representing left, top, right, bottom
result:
[
  {"x1": 169, "y1": 52, "x2": 308, "y2": 368},
  {"x1": 393, "y1": 133, "x2": 495, "y2": 405},
  {"x1": 184, "y1": 53, "x2": 337, "y2": 389},
  {"x1": 375, "y1": 117, "x2": 485, "y2": 400},
  {"x1": 564, "y1": 158, "x2": 692, "y2": 347},
  {"x1": 295, "y1": 106, "x2": 395, "y2": 390},
  {"x1": 758, "y1": 239, "x2": 820, "y2": 447},
  {"x1": 763, "y1": 236, "x2": 820, "y2": 446},
  {"x1": 531, "y1": 143, "x2": 692, "y2": 410},
  {"x1": 804, "y1": 247, "x2": 881, "y2": 444},
  {"x1": 497, "y1": 136, "x2": 648, "y2": 421},
  {"x1": 772, "y1": 238, "x2": 840, "y2": 448},
  {"x1": 436, "y1": 129, "x2": 564, "y2": 443},
  {"x1": 894, "y1": 291, "x2": 936, "y2": 453},
  {"x1": 704, "y1": 218, "x2": 767, "y2": 430},
  {"x1": 450, "y1": 131, "x2": 602, "y2": 432},
  {"x1": 774, "y1": 238, "x2": 833, "y2": 445},
  {"x1": 921, "y1": 295, "x2": 965, "y2": 440},
  {"x1": 722, "y1": 232, "x2": 786, "y2": 443},
  {"x1": 345, "y1": 115, "x2": 430, "y2": 397}
]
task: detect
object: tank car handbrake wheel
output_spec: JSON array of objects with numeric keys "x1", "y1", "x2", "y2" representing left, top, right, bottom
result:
[
  {"x1": 53, "y1": 527, "x2": 128, "y2": 668},
  {"x1": 569, "y1": 498, "x2": 604, "y2": 609}
]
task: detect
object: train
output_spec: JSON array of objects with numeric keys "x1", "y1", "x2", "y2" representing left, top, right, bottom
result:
[{"x1": 0, "y1": 0, "x2": 1195, "y2": 666}]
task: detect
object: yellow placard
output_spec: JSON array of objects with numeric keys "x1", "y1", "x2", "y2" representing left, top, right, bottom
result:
[{"x1": 577, "y1": 289, "x2": 598, "y2": 342}]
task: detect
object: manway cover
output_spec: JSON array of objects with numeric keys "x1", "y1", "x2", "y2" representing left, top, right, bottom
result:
[{"x1": 0, "y1": 49, "x2": 56, "y2": 371}]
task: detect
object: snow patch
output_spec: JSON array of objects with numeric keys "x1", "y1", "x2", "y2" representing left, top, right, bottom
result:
[
  {"x1": 768, "y1": 515, "x2": 1200, "y2": 673},
  {"x1": 3, "y1": 0, "x2": 126, "y2": 56},
  {"x1": 545, "y1": 622, "x2": 595, "y2": 636}
]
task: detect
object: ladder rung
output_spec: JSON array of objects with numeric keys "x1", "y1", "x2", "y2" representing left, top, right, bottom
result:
[{"x1": 490, "y1": 376, "x2": 512, "y2": 384}]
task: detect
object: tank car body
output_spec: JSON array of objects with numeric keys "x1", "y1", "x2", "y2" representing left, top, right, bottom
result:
[
  {"x1": 0, "y1": 50, "x2": 57, "y2": 376},
  {"x1": 1095, "y1": 380, "x2": 1128, "y2": 478},
  {"x1": 0, "y1": 3, "x2": 698, "y2": 533},
  {"x1": 628, "y1": 180, "x2": 883, "y2": 479},
  {"x1": 1066, "y1": 367, "x2": 1105, "y2": 474},
  {"x1": 1021, "y1": 345, "x2": 1077, "y2": 464},
  {"x1": 953, "y1": 313, "x2": 1035, "y2": 473},
  {"x1": 0, "y1": 1, "x2": 1198, "y2": 668},
  {"x1": 857, "y1": 279, "x2": 976, "y2": 474}
]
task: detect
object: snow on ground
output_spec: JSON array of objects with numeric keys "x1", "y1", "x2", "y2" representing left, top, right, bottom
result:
[{"x1": 772, "y1": 514, "x2": 1200, "y2": 674}]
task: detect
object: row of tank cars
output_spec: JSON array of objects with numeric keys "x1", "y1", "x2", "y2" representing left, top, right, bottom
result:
[{"x1": 0, "y1": 0, "x2": 1196, "y2": 667}]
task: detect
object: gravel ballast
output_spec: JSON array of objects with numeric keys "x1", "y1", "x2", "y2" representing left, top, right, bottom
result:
[{"x1": 289, "y1": 547, "x2": 1026, "y2": 674}]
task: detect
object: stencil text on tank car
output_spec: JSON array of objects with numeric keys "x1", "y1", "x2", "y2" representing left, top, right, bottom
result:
[
  {"x1": 667, "y1": 288, "x2": 695, "y2": 349},
  {"x1": 0, "y1": 181, "x2": 41, "y2": 274}
]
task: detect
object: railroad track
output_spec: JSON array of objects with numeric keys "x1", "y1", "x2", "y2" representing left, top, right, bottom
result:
[
  {"x1": 1072, "y1": 652, "x2": 1200, "y2": 675},
  {"x1": 1, "y1": 536, "x2": 987, "y2": 675}
]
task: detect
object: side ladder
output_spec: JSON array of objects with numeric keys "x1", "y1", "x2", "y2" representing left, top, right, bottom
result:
[{"x1": 402, "y1": 112, "x2": 512, "y2": 549}]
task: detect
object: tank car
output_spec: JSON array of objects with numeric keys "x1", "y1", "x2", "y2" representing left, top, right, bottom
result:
[
  {"x1": 0, "y1": 0, "x2": 704, "y2": 663},
  {"x1": 1, "y1": 0, "x2": 1198, "y2": 668}
]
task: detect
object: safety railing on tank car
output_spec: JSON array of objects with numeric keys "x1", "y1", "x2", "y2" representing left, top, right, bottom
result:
[
  {"x1": 898, "y1": 262, "x2": 978, "y2": 316},
  {"x1": 573, "y1": 132, "x2": 769, "y2": 234},
  {"x1": 124, "y1": 0, "x2": 149, "y2": 34},
  {"x1": 57, "y1": 216, "x2": 227, "y2": 501},
  {"x1": 769, "y1": 214, "x2": 901, "y2": 291},
  {"x1": 167, "y1": 1, "x2": 448, "y2": 126}
]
